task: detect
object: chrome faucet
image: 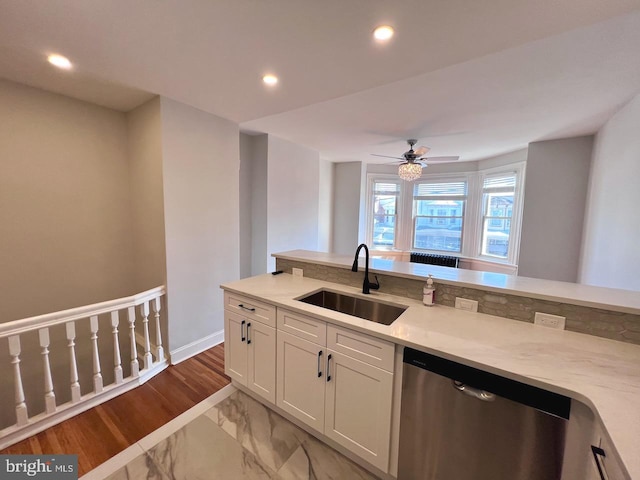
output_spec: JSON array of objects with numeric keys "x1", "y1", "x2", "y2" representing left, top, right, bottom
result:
[{"x1": 352, "y1": 243, "x2": 380, "y2": 294}]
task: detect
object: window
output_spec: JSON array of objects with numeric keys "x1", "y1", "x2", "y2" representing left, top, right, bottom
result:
[
  {"x1": 371, "y1": 180, "x2": 400, "y2": 249},
  {"x1": 365, "y1": 162, "x2": 525, "y2": 265},
  {"x1": 412, "y1": 180, "x2": 467, "y2": 253},
  {"x1": 480, "y1": 174, "x2": 517, "y2": 259}
]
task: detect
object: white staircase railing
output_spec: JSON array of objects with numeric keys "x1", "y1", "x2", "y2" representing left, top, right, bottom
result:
[{"x1": 0, "y1": 286, "x2": 168, "y2": 450}]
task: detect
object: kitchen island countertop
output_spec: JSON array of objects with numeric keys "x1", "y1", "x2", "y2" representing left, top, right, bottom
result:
[{"x1": 222, "y1": 272, "x2": 640, "y2": 479}]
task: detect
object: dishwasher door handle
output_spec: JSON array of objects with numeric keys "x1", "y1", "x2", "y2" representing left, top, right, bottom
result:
[{"x1": 453, "y1": 380, "x2": 496, "y2": 402}]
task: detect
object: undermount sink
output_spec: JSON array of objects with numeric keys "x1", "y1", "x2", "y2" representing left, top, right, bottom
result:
[{"x1": 297, "y1": 289, "x2": 407, "y2": 325}]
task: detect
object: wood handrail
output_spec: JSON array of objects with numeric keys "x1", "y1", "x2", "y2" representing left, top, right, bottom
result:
[{"x1": 0, "y1": 286, "x2": 166, "y2": 338}]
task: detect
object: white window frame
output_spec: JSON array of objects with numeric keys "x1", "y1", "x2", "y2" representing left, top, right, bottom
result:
[
  {"x1": 411, "y1": 175, "x2": 470, "y2": 254},
  {"x1": 476, "y1": 163, "x2": 525, "y2": 266},
  {"x1": 365, "y1": 175, "x2": 406, "y2": 250},
  {"x1": 365, "y1": 162, "x2": 525, "y2": 267}
]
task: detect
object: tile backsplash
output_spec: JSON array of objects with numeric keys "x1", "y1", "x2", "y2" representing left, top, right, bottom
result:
[{"x1": 276, "y1": 258, "x2": 640, "y2": 345}]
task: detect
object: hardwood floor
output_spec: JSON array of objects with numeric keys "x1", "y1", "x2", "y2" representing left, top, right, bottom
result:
[{"x1": 0, "y1": 344, "x2": 231, "y2": 476}]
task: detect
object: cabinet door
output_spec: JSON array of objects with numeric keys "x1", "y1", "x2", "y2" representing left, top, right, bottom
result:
[
  {"x1": 247, "y1": 321, "x2": 276, "y2": 403},
  {"x1": 224, "y1": 312, "x2": 248, "y2": 385},
  {"x1": 277, "y1": 330, "x2": 326, "y2": 431},
  {"x1": 324, "y1": 349, "x2": 393, "y2": 472}
]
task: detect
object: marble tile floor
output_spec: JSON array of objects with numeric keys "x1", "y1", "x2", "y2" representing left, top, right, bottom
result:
[{"x1": 82, "y1": 385, "x2": 379, "y2": 480}]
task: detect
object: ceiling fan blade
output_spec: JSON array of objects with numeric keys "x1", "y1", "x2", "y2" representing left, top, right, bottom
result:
[
  {"x1": 414, "y1": 146, "x2": 430, "y2": 156},
  {"x1": 422, "y1": 156, "x2": 460, "y2": 163},
  {"x1": 371, "y1": 154, "x2": 404, "y2": 160}
]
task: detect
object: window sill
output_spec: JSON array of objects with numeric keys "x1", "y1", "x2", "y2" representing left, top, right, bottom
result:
[{"x1": 369, "y1": 249, "x2": 518, "y2": 275}]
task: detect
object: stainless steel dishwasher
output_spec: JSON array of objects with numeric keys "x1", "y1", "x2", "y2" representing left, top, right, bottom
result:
[{"x1": 398, "y1": 347, "x2": 570, "y2": 480}]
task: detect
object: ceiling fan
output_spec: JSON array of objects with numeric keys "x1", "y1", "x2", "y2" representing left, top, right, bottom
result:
[{"x1": 371, "y1": 139, "x2": 460, "y2": 181}]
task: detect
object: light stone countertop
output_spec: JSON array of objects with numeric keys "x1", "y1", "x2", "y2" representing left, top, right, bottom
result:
[
  {"x1": 221, "y1": 272, "x2": 640, "y2": 479},
  {"x1": 274, "y1": 249, "x2": 640, "y2": 314}
]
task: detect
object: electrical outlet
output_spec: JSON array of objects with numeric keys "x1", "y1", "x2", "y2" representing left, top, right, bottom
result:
[
  {"x1": 534, "y1": 312, "x2": 566, "y2": 330},
  {"x1": 455, "y1": 297, "x2": 479, "y2": 312},
  {"x1": 292, "y1": 268, "x2": 303, "y2": 277}
]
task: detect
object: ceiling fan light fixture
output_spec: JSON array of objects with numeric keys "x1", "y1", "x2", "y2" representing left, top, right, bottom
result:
[{"x1": 398, "y1": 162, "x2": 422, "y2": 181}]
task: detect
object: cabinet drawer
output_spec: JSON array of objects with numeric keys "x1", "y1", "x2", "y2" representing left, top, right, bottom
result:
[
  {"x1": 277, "y1": 309, "x2": 327, "y2": 346},
  {"x1": 224, "y1": 291, "x2": 276, "y2": 327},
  {"x1": 327, "y1": 324, "x2": 394, "y2": 372}
]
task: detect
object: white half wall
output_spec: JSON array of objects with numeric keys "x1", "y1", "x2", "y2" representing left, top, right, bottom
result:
[
  {"x1": 160, "y1": 98, "x2": 240, "y2": 353},
  {"x1": 266, "y1": 135, "x2": 320, "y2": 271},
  {"x1": 518, "y1": 136, "x2": 593, "y2": 282},
  {"x1": 579, "y1": 94, "x2": 640, "y2": 290}
]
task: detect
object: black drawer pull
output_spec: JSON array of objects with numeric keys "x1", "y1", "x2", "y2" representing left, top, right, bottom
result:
[
  {"x1": 591, "y1": 445, "x2": 607, "y2": 480},
  {"x1": 238, "y1": 304, "x2": 256, "y2": 312}
]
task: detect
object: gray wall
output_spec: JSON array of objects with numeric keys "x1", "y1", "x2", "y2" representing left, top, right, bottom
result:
[
  {"x1": 332, "y1": 162, "x2": 363, "y2": 254},
  {"x1": 160, "y1": 97, "x2": 240, "y2": 353},
  {"x1": 579, "y1": 94, "x2": 640, "y2": 290},
  {"x1": 126, "y1": 97, "x2": 167, "y2": 291},
  {"x1": 249, "y1": 135, "x2": 269, "y2": 276},
  {"x1": 0, "y1": 79, "x2": 135, "y2": 322},
  {"x1": 518, "y1": 136, "x2": 593, "y2": 282},
  {"x1": 266, "y1": 135, "x2": 321, "y2": 271},
  {"x1": 239, "y1": 133, "x2": 254, "y2": 278},
  {"x1": 318, "y1": 159, "x2": 334, "y2": 253}
]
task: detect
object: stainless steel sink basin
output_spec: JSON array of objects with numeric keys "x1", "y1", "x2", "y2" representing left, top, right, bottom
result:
[{"x1": 297, "y1": 289, "x2": 407, "y2": 325}]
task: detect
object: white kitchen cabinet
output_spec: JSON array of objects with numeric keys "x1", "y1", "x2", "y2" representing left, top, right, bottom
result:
[
  {"x1": 247, "y1": 320, "x2": 277, "y2": 403},
  {"x1": 276, "y1": 330, "x2": 326, "y2": 431},
  {"x1": 562, "y1": 399, "x2": 630, "y2": 480},
  {"x1": 224, "y1": 311, "x2": 248, "y2": 383},
  {"x1": 590, "y1": 431, "x2": 630, "y2": 480},
  {"x1": 324, "y1": 349, "x2": 393, "y2": 471},
  {"x1": 224, "y1": 308, "x2": 276, "y2": 403},
  {"x1": 276, "y1": 309, "x2": 395, "y2": 472}
]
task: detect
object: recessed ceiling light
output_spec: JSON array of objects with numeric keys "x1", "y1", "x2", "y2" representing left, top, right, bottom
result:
[
  {"x1": 262, "y1": 74, "x2": 278, "y2": 86},
  {"x1": 48, "y1": 54, "x2": 72, "y2": 70},
  {"x1": 263, "y1": 74, "x2": 278, "y2": 86},
  {"x1": 373, "y1": 25, "x2": 394, "y2": 42}
]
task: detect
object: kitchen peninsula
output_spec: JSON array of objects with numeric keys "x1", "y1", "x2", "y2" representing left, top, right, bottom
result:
[{"x1": 221, "y1": 250, "x2": 640, "y2": 479}]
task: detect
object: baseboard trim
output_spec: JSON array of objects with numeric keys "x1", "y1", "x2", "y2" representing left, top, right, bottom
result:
[{"x1": 169, "y1": 329, "x2": 224, "y2": 365}]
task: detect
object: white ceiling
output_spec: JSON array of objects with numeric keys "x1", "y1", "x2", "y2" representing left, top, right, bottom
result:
[{"x1": 1, "y1": 0, "x2": 639, "y2": 162}]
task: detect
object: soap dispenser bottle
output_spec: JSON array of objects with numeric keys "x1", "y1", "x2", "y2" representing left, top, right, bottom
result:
[{"x1": 423, "y1": 275, "x2": 435, "y2": 306}]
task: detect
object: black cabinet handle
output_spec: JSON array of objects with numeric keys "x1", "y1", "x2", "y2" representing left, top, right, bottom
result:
[
  {"x1": 327, "y1": 353, "x2": 332, "y2": 382},
  {"x1": 247, "y1": 323, "x2": 252, "y2": 344},
  {"x1": 591, "y1": 445, "x2": 607, "y2": 480},
  {"x1": 317, "y1": 350, "x2": 323, "y2": 377},
  {"x1": 241, "y1": 320, "x2": 246, "y2": 342},
  {"x1": 238, "y1": 304, "x2": 256, "y2": 312}
]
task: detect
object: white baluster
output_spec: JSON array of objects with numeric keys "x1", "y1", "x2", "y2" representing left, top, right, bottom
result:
[
  {"x1": 152, "y1": 297, "x2": 165, "y2": 362},
  {"x1": 140, "y1": 302, "x2": 152, "y2": 370},
  {"x1": 8, "y1": 335, "x2": 28, "y2": 426},
  {"x1": 38, "y1": 328, "x2": 56, "y2": 414},
  {"x1": 111, "y1": 311, "x2": 123, "y2": 384},
  {"x1": 65, "y1": 321, "x2": 81, "y2": 403},
  {"x1": 128, "y1": 307, "x2": 139, "y2": 378},
  {"x1": 90, "y1": 315, "x2": 103, "y2": 393}
]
